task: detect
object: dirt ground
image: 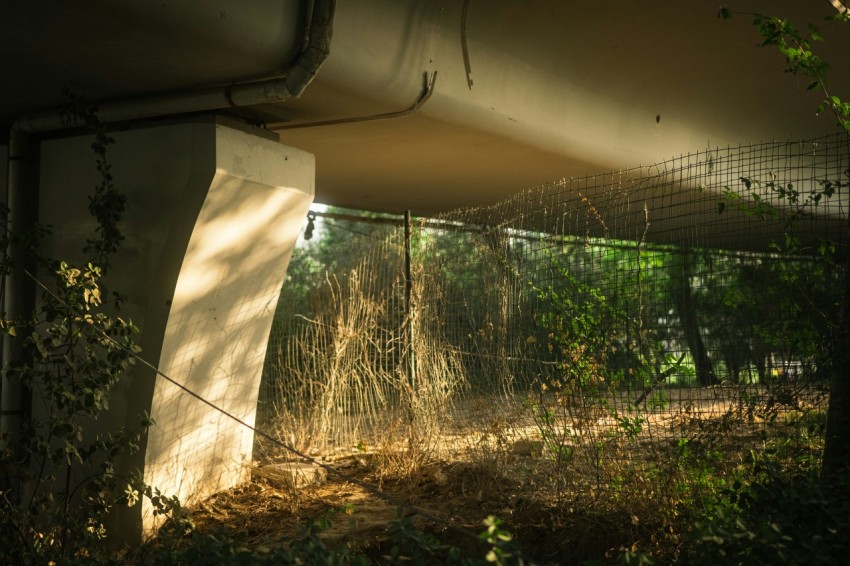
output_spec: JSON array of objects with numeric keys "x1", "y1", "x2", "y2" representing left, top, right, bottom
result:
[{"x1": 187, "y1": 446, "x2": 668, "y2": 564}]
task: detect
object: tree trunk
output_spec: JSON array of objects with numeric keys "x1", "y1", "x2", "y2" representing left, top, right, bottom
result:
[{"x1": 674, "y1": 253, "x2": 719, "y2": 387}]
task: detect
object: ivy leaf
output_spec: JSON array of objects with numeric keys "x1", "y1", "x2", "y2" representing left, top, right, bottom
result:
[{"x1": 717, "y1": 6, "x2": 732, "y2": 20}]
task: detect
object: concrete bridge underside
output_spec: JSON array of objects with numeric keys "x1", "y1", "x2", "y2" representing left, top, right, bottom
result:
[{"x1": 1, "y1": 0, "x2": 848, "y2": 540}]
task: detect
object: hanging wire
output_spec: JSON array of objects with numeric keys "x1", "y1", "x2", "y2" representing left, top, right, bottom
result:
[{"x1": 13, "y1": 262, "x2": 485, "y2": 545}]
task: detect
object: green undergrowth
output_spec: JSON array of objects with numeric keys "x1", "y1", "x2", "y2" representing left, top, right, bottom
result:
[
  {"x1": 136, "y1": 511, "x2": 529, "y2": 566},
  {"x1": 127, "y1": 425, "x2": 846, "y2": 566}
]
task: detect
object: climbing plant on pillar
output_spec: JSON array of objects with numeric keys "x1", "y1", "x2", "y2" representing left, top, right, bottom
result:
[
  {"x1": 0, "y1": 98, "x2": 155, "y2": 562},
  {"x1": 719, "y1": 5, "x2": 850, "y2": 491}
]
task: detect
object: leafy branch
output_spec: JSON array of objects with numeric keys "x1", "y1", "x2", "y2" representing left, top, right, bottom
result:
[
  {"x1": 61, "y1": 89, "x2": 127, "y2": 272},
  {"x1": 718, "y1": 7, "x2": 850, "y2": 132}
]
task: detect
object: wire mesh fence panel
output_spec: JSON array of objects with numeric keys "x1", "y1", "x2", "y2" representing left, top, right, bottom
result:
[
  {"x1": 257, "y1": 134, "x2": 848, "y2": 481},
  {"x1": 259, "y1": 222, "x2": 409, "y2": 454}
]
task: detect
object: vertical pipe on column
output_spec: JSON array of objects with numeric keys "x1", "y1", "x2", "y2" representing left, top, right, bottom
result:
[{"x1": 1, "y1": 128, "x2": 38, "y2": 488}]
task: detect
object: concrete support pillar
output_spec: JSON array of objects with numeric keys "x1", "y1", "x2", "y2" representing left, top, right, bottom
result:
[{"x1": 38, "y1": 117, "x2": 314, "y2": 538}]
